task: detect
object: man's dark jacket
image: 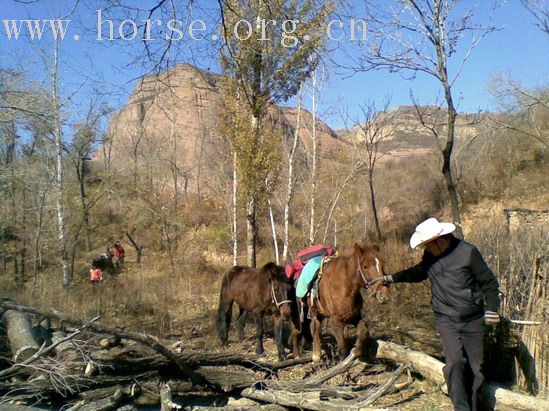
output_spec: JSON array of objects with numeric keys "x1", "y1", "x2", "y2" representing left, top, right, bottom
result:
[{"x1": 392, "y1": 236, "x2": 500, "y2": 321}]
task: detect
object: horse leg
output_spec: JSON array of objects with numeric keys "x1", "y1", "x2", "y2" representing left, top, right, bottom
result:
[
  {"x1": 351, "y1": 320, "x2": 370, "y2": 359},
  {"x1": 288, "y1": 300, "x2": 305, "y2": 359},
  {"x1": 237, "y1": 308, "x2": 247, "y2": 341},
  {"x1": 217, "y1": 295, "x2": 233, "y2": 346},
  {"x1": 289, "y1": 321, "x2": 301, "y2": 359},
  {"x1": 273, "y1": 315, "x2": 287, "y2": 362},
  {"x1": 255, "y1": 315, "x2": 265, "y2": 357},
  {"x1": 330, "y1": 317, "x2": 348, "y2": 361},
  {"x1": 311, "y1": 316, "x2": 322, "y2": 364}
]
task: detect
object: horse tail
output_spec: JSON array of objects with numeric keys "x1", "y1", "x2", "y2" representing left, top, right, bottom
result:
[{"x1": 217, "y1": 267, "x2": 240, "y2": 345}]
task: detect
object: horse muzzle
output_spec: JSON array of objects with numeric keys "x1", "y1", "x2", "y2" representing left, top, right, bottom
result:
[{"x1": 374, "y1": 286, "x2": 390, "y2": 304}]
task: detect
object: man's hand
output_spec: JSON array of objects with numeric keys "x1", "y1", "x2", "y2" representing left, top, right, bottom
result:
[
  {"x1": 485, "y1": 311, "x2": 500, "y2": 325},
  {"x1": 381, "y1": 275, "x2": 394, "y2": 285}
]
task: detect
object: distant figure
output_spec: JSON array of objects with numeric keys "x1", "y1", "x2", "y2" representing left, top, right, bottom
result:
[
  {"x1": 90, "y1": 253, "x2": 113, "y2": 279},
  {"x1": 112, "y1": 241, "x2": 125, "y2": 268},
  {"x1": 90, "y1": 255, "x2": 106, "y2": 283},
  {"x1": 89, "y1": 266, "x2": 103, "y2": 282}
]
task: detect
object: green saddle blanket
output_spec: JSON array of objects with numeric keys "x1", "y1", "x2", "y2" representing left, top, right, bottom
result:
[{"x1": 296, "y1": 256, "x2": 323, "y2": 298}]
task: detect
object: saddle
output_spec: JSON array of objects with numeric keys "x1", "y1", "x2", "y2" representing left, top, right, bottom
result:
[
  {"x1": 285, "y1": 245, "x2": 337, "y2": 321},
  {"x1": 300, "y1": 255, "x2": 336, "y2": 321},
  {"x1": 285, "y1": 244, "x2": 335, "y2": 281}
]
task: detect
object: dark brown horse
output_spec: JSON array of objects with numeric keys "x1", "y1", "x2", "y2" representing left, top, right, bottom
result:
[
  {"x1": 302, "y1": 243, "x2": 389, "y2": 363},
  {"x1": 217, "y1": 262, "x2": 297, "y2": 361}
]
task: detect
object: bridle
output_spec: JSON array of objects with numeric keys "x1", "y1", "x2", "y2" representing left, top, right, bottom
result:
[
  {"x1": 271, "y1": 281, "x2": 292, "y2": 309},
  {"x1": 357, "y1": 256, "x2": 383, "y2": 297}
]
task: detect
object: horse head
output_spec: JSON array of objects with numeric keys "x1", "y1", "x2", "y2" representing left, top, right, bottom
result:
[
  {"x1": 263, "y1": 262, "x2": 294, "y2": 320},
  {"x1": 353, "y1": 243, "x2": 389, "y2": 304}
]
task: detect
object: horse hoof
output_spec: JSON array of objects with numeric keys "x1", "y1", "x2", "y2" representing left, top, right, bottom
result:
[{"x1": 312, "y1": 353, "x2": 321, "y2": 364}]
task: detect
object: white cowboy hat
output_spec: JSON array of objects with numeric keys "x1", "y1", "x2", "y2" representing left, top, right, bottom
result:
[{"x1": 409, "y1": 217, "x2": 456, "y2": 249}]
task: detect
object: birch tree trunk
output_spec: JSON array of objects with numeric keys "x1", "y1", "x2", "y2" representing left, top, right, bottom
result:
[
  {"x1": 246, "y1": 196, "x2": 257, "y2": 268},
  {"x1": 268, "y1": 199, "x2": 279, "y2": 264},
  {"x1": 51, "y1": 37, "x2": 71, "y2": 290},
  {"x1": 308, "y1": 69, "x2": 318, "y2": 246},
  {"x1": 282, "y1": 84, "x2": 303, "y2": 263},
  {"x1": 232, "y1": 152, "x2": 238, "y2": 266}
]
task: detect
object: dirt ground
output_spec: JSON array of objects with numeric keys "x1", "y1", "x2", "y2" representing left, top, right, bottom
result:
[{"x1": 165, "y1": 302, "x2": 455, "y2": 411}]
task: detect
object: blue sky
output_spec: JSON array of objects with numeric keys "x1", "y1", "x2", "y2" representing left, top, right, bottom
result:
[{"x1": 1, "y1": 0, "x2": 548, "y2": 131}]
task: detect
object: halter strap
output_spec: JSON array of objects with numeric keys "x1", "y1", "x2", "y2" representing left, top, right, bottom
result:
[
  {"x1": 271, "y1": 281, "x2": 292, "y2": 309},
  {"x1": 357, "y1": 256, "x2": 383, "y2": 292}
]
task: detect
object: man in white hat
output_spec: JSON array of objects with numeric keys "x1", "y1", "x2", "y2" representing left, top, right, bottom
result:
[{"x1": 382, "y1": 217, "x2": 500, "y2": 411}]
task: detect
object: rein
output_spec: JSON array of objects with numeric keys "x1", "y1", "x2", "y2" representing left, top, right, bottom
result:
[{"x1": 271, "y1": 281, "x2": 292, "y2": 309}]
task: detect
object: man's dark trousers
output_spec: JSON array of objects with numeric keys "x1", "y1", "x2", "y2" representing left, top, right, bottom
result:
[{"x1": 435, "y1": 315, "x2": 485, "y2": 411}]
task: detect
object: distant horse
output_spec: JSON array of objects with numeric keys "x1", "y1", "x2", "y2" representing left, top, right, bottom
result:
[
  {"x1": 302, "y1": 243, "x2": 389, "y2": 363},
  {"x1": 217, "y1": 262, "x2": 297, "y2": 361}
]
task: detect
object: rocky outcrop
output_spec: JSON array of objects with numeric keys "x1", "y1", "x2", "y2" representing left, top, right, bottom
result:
[{"x1": 101, "y1": 64, "x2": 346, "y2": 196}]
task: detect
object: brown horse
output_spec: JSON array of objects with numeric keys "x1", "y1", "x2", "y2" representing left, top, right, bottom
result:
[
  {"x1": 217, "y1": 262, "x2": 297, "y2": 361},
  {"x1": 302, "y1": 243, "x2": 389, "y2": 363}
]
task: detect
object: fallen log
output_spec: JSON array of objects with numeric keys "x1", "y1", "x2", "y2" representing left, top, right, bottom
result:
[
  {"x1": 0, "y1": 369, "x2": 156, "y2": 403},
  {"x1": 197, "y1": 367, "x2": 262, "y2": 392},
  {"x1": 241, "y1": 387, "x2": 390, "y2": 411},
  {"x1": 373, "y1": 340, "x2": 548, "y2": 411},
  {"x1": 302, "y1": 352, "x2": 362, "y2": 385},
  {"x1": 0, "y1": 317, "x2": 98, "y2": 380},
  {"x1": 374, "y1": 340, "x2": 444, "y2": 385},
  {"x1": 160, "y1": 383, "x2": 182, "y2": 411},
  {"x1": 52, "y1": 330, "x2": 80, "y2": 362},
  {"x1": 66, "y1": 384, "x2": 135, "y2": 411},
  {"x1": 90, "y1": 345, "x2": 310, "y2": 376},
  {"x1": 0, "y1": 300, "x2": 211, "y2": 388},
  {"x1": 355, "y1": 364, "x2": 408, "y2": 406},
  {"x1": 262, "y1": 353, "x2": 362, "y2": 393},
  {"x1": 189, "y1": 406, "x2": 286, "y2": 411},
  {"x1": 2, "y1": 309, "x2": 40, "y2": 362},
  {"x1": 133, "y1": 378, "x2": 216, "y2": 406}
]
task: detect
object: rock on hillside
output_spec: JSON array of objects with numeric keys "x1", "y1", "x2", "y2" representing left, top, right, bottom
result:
[
  {"x1": 100, "y1": 64, "x2": 348, "y2": 196},
  {"x1": 336, "y1": 105, "x2": 483, "y2": 155}
]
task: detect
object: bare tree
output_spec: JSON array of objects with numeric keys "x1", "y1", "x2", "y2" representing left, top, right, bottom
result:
[
  {"x1": 71, "y1": 102, "x2": 108, "y2": 253},
  {"x1": 321, "y1": 161, "x2": 365, "y2": 244},
  {"x1": 350, "y1": 0, "x2": 498, "y2": 233},
  {"x1": 351, "y1": 100, "x2": 396, "y2": 242},
  {"x1": 232, "y1": 152, "x2": 238, "y2": 266},
  {"x1": 521, "y1": 0, "x2": 549, "y2": 35},
  {"x1": 489, "y1": 75, "x2": 548, "y2": 148},
  {"x1": 308, "y1": 65, "x2": 325, "y2": 245},
  {"x1": 0, "y1": 70, "x2": 51, "y2": 283},
  {"x1": 49, "y1": 36, "x2": 71, "y2": 290},
  {"x1": 282, "y1": 83, "x2": 304, "y2": 263},
  {"x1": 219, "y1": 0, "x2": 330, "y2": 266}
]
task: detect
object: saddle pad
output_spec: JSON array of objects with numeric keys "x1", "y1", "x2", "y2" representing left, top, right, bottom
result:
[
  {"x1": 297, "y1": 244, "x2": 334, "y2": 262},
  {"x1": 295, "y1": 256, "x2": 323, "y2": 298}
]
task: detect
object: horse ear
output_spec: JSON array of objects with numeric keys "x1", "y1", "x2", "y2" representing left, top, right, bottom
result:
[
  {"x1": 354, "y1": 243, "x2": 363, "y2": 255},
  {"x1": 370, "y1": 242, "x2": 380, "y2": 252},
  {"x1": 263, "y1": 262, "x2": 278, "y2": 279}
]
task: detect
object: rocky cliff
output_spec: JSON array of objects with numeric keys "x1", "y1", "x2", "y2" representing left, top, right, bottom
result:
[{"x1": 101, "y1": 63, "x2": 347, "y2": 196}]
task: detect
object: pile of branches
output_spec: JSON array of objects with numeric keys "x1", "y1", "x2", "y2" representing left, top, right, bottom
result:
[{"x1": 0, "y1": 299, "x2": 545, "y2": 410}]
